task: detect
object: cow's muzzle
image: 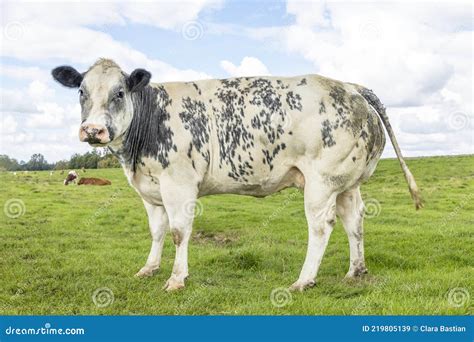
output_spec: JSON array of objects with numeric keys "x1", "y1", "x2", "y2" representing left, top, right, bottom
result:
[{"x1": 79, "y1": 124, "x2": 110, "y2": 145}]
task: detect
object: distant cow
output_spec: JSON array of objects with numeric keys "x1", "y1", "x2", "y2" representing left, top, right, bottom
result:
[
  {"x1": 81, "y1": 167, "x2": 86, "y2": 173},
  {"x1": 64, "y1": 170, "x2": 78, "y2": 185},
  {"x1": 53, "y1": 58, "x2": 422, "y2": 292},
  {"x1": 78, "y1": 177, "x2": 111, "y2": 186}
]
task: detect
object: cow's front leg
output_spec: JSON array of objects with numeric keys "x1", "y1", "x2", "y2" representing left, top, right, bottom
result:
[
  {"x1": 160, "y1": 177, "x2": 198, "y2": 292},
  {"x1": 135, "y1": 201, "x2": 169, "y2": 278}
]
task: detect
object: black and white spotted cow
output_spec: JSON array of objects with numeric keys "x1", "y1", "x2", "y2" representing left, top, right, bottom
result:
[{"x1": 52, "y1": 59, "x2": 422, "y2": 291}]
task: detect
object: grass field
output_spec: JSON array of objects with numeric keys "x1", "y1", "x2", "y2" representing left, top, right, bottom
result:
[{"x1": 0, "y1": 155, "x2": 472, "y2": 315}]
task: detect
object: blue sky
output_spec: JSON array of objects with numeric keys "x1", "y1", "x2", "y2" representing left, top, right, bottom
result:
[{"x1": 1, "y1": 0, "x2": 472, "y2": 162}]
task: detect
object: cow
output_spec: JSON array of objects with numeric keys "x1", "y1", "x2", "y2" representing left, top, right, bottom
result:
[
  {"x1": 78, "y1": 177, "x2": 111, "y2": 185},
  {"x1": 52, "y1": 58, "x2": 422, "y2": 292},
  {"x1": 64, "y1": 170, "x2": 78, "y2": 185}
]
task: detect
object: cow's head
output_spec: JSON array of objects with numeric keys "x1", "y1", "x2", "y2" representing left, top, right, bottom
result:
[{"x1": 51, "y1": 59, "x2": 151, "y2": 146}]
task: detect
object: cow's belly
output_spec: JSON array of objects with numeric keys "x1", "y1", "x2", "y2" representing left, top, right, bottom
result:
[{"x1": 199, "y1": 163, "x2": 305, "y2": 197}]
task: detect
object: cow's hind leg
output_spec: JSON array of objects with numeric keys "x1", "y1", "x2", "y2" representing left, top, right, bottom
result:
[
  {"x1": 336, "y1": 187, "x2": 368, "y2": 278},
  {"x1": 290, "y1": 181, "x2": 338, "y2": 291},
  {"x1": 135, "y1": 201, "x2": 169, "y2": 278}
]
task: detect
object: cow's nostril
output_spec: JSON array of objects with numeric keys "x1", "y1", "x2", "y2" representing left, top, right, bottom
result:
[{"x1": 98, "y1": 129, "x2": 105, "y2": 135}]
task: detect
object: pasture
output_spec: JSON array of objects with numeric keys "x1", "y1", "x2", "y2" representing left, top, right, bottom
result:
[{"x1": 0, "y1": 155, "x2": 472, "y2": 315}]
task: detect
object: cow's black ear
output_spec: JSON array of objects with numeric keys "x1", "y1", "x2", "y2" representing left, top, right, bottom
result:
[
  {"x1": 127, "y1": 68, "x2": 151, "y2": 92},
  {"x1": 52, "y1": 66, "x2": 83, "y2": 88}
]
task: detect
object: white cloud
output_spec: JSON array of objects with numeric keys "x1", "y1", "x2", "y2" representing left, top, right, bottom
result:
[
  {"x1": 26, "y1": 102, "x2": 65, "y2": 128},
  {"x1": 1, "y1": 1, "x2": 217, "y2": 82},
  {"x1": 122, "y1": 0, "x2": 223, "y2": 30},
  {"x1": 0, "y1": 88, "x2": 38, "y2": 112},
  {"x1": 2, "y1": 23, "x2": 212, "y2": 82},
  {"x1": 0, "y1": 65, "x2": 49, "y2": 82},
  {"x1": 3, "y1": 132, "x2": 35, "y2": 145},
  {"x1": 2, "y1": 0, "x2": 223, "y2": 30},
  {"x1": 246, "y1": 1, "x2": 473, "y2": 157},
  {"x1": 220, "y1": 57, "x2": 270, "y2": 77},
  {"x1": 262, "y1": 2, "x2": 464, "y2": 107},
  {"x1": 28, "y1": 80, "x2": 55, "y2": 101},
  {"x1": 1, "y1": 115, "x2": 18, "y2": 135},
  {"x1": 1, "y1": 113, "x2": 35, "y2": 149}
]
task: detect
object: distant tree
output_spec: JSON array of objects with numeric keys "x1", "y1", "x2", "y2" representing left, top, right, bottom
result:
[
  {"x1": 19, "y1": 160, "x2": 26, "y2": 171},
  {"x1": 0, "y1": 154, "x2": 20, "y2": 171},
  {"x1": 69, "y1": 149, "x2": 103, "y2": 169},
  {"x1": 97, "y1": 153, "x2": 120, "y2": 168},
  {"x1": 2, "y1": 147, "x2": 122, "y2": 172},
  {"x1": 54, "y1": 160, "x2": 69, "y2": 170},
  {"x1": 68, "y1": 153, "x2": 82, "y2": 169},
  {"x1": 26, "y1": 153, "x2": 52, "y2": 171}
]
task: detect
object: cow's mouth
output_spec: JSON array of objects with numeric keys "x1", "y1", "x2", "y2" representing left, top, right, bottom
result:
[
  {"x1": 88, "y1": 141, "x2": 109, "y2": 147},
  {"x1": 79, "y1": 124, "x2": 111, "y2": 146}
]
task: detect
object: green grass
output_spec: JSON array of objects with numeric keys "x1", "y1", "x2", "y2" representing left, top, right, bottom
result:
[{"x1": 0, "y1": 155, "x2": 473, "y2": 315}]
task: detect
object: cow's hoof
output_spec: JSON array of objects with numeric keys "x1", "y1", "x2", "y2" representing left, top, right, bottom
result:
[
  {"x1": 163, "y1": 277, "x2": 185, "y2": 292},
  {"x1": 289, "y1": 280, "x2": 315, "y2": 292},
  {"x1": 135, "y1": 266, "x2": 159, "y2": 278},
  {"x1": 344, "y1": 267, "x2": 368, "y2": 279}
]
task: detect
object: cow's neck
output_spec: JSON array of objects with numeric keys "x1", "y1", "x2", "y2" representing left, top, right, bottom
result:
[{"x1": 111, "y1": 85, "x2": 176, "y2": 173}]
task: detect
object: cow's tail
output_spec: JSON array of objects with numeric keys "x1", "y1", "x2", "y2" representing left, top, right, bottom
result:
[{"x1": 358, "y1": 87, "x2": 423, "y2": 210}]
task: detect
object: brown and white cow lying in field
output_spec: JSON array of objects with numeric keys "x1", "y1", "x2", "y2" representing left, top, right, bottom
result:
[
  {"x1": 63, "y1": 170, "x2": 78, "y2": 185},
  {"x1": 52, "y1": 59, "x2": 422, "y2": 292},
  {"x1": 78, "y1": 177, "x2": 111, "y2": 186}
]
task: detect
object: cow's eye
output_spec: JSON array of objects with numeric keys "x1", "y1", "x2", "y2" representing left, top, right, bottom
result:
[
  {"x1": 116, "y1": 90, "x2": 124, "y2": 99},
  {"x1": 78, "y1": 89, "x2": 84, "y2": 96}
]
